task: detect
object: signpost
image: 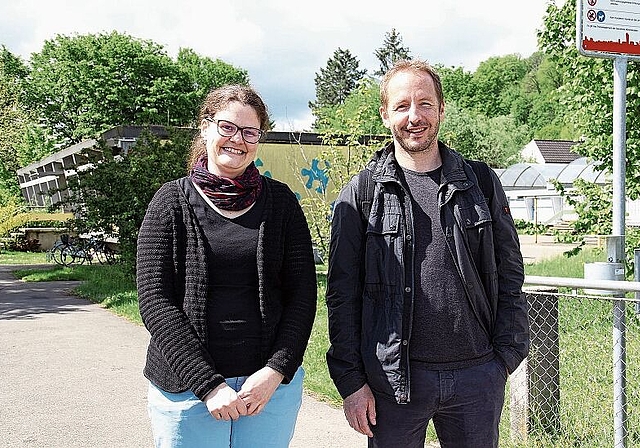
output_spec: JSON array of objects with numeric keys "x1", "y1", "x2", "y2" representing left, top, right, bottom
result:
[
  {"x1": 577, "y1": 1, "x2": 639, "y2": 446},
  {"x1": 578, "y1": 0, "x2": 640, "y2": 59}
]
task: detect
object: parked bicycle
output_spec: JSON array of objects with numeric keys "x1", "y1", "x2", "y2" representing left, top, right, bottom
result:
[{"x1": 47, "y1": 234, "x2": 117, "y2": 267}]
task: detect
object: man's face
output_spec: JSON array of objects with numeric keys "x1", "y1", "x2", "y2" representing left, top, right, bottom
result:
[{"x1": 380, "y1": 70, "x2": 444, "y2": 156}]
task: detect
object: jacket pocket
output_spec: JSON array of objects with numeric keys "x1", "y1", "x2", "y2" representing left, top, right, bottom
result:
[
  {"x1": 458, "y1": 202, "x2": 495, "y2": 272},
  {"x1": 364, "y1": 211, "x2": 401, "y2": 287}
]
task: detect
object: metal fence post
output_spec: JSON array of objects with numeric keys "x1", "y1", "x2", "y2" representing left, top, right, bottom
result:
[
  {"x1": 511, "y1": 288, "x2": 560, "y2": 440},
  {"x1": 635, "y1": 249, "x2": 640, "y2": 316},
  {"x1": 607, "y1": 235, "x2": 627, "y2": 448}
]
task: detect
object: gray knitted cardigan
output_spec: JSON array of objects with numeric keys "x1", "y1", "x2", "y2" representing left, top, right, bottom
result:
[{"x1": 137, "y1": 176, "x2": 317, "y2": 400}]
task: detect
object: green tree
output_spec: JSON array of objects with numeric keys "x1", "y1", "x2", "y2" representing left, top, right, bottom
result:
[
  {"x1": 310, "y1": 48, "x2": 366, "y2": 115},
  {"x1": 58, "y1": 128, "x2": 191, "y2": 271},
  {"x1": 553, "y1": 178, "x2": 613, "y2": 236},
  {"x1": 0, "y1": 46, "x2": 28, "y2": 80},
  {"x1": 0, "y1": 47, "x2": 30, "y2": 205},
  {"x1": 0, "y1": 66, "x2": 25, "y2": 174},
  {"x1": 539, "y1": 1, "x2": 640, "y2": 194},
  {"x1": 26, "y1": 32, "x2": 190, "y2": 146},
  {"x1": 25, "y1": 32, "x2": 249, "y2": 150},
  {"x1": 438, "y1": 65, "x2": 475, "y2": 110},
  {"x1": 440, "y1": 101, "x2": 529, "y2": 168},
  {"x1": 314, "y1": 77, "x2": 388, "y2": 136},
  {"x1": 1, "y1": 46, "x2": 57, "y2": 176},
  {"x1": 537, "y1": 0, "x2": 640, "y2": 251},
  {"x1": 469, "y1": 54, "x2": 530, "y2": 117},
  {"x1": 374, "y1": 28, "x2": 411, "y2": 76},
  {"x1": 302, "y1": 122, "x2": 382, "y2": 257},
  {"x1": 176, "y1": 48, "x2": 249, "y2": 123},
  {"x1": 509, "y1": 52, "x2": 576, "y2": 139}
]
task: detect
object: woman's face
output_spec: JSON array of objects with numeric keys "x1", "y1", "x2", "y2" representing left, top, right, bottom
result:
[{"x1": 201, "y1": 101, "x2": 261, "y2": 179}]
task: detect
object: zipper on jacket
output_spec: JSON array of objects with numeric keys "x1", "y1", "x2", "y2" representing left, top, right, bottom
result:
[{"x1": 399, "y1": 184, "x2": 414, "y2": 404}]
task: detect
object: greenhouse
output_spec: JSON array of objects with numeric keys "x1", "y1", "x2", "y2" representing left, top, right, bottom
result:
[{"x1": 494, "y1": 157, "x2": 640, "y2": 226}]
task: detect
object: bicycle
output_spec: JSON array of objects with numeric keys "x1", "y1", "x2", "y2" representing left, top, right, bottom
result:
[
  {"x1": 46, "y1": 233, "x2": 74, "y2": 266},
  {"x1": 81, "y1": 235, "x2": 117, "y2": 265},
  {"x1": 47, "y1": 234, "x2": 117, "y2": 267}
]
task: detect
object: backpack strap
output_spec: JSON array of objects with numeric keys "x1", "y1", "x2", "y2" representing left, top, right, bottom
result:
[
  {"x1": 357, "y1": 169, "x2": 375, "y2": 223},
  {"x1": 465, "y1": 159, "x2": 494, "y2": 203}
]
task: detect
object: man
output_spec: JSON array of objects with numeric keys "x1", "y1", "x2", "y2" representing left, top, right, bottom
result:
[{"x1": 325, "y1": 59, "x2": 529, "y2": 447}]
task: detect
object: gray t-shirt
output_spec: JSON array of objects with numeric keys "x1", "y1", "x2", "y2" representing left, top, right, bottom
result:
[{"x1": 401, "y1": 166, "x2": 493, "y2": 370}]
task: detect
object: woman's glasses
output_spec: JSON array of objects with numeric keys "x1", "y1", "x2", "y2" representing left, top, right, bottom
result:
[{"x1": 205, "y1": 118, "x2": 264, "y2": 144}]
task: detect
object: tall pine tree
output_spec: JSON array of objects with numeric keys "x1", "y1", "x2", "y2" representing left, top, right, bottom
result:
[
  {"x1": 310, "y1": 48, "x2": 366, "y2": 110},
  {"x1": 374, "y1": 28, "x2": 411, "y2": 76}
]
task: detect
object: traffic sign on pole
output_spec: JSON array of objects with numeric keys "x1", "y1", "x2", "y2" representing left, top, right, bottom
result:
[{"x1": 577, "y1": 0, "x2": 640, "y2": 59}]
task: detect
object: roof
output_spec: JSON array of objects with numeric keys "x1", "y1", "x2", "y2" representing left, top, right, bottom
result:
[
  {"x1": 533, "y1": 139, "x2": 581, "y2": 164},
  {"x1": 498, "y1": 157, "x2": 609, "y2": 189}
]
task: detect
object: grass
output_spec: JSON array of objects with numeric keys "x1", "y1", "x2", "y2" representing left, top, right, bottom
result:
[
  {"x1": 524, "y1": 245, "x2": 605, "y2": 278},
  {"x1": 510, "y1": 246, "x2": 640, "y2": 447},
  {"x1": 0, "y1": 250, "x2": 47, "y2": 265},
  {"x1": 4, "y1": 245, "x2": 638, "y2": 446},
  {"x1": 301, "y1": 274, "x2": 342, "y2": 406}
]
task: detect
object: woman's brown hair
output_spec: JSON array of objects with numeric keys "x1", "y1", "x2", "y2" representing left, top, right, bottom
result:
[{"x1": 187, "y1": 84, "x2": 270, "y2": 172}]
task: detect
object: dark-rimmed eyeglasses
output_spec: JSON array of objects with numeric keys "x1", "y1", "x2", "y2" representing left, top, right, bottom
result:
[{"x1": 205, "y1": 117, "x2": 264, "y2": 144}]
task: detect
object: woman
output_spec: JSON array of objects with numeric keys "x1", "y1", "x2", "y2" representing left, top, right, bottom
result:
[{"x1": 137, "y1": 84, "x2": 317, "y2": 447}]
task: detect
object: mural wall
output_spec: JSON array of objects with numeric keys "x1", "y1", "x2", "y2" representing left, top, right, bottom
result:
[{"x1": 255, "y1": 142, "x2": 334, "y2": 201}]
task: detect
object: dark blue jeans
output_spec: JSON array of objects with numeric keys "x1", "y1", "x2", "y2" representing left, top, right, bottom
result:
[{"x1": 369, "y1": 358, "x2": 507, "y2": 448}]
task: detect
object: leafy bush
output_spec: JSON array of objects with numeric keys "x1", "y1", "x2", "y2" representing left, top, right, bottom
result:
[
  {"x1": 514, "y1": 218, "x2": 549, "y2": 235},
  {"x1": 8, "y1": 237, "x2": 41, "y2": 252},
  {"x1": 0, "y1": 200, "x2": 26, "y2": 238}
]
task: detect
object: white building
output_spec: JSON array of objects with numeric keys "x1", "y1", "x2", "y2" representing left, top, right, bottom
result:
[{"x1": 498, "y1": 139, "x2": 640, "y2": 227}]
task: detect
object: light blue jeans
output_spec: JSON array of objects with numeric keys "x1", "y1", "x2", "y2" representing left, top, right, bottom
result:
[{"x1": 147, "y1": 367, "x2": 304, "y2": 448}]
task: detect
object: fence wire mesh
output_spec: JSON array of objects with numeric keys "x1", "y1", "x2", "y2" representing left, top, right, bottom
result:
[{"x1": 501, "y1": 290, "x2": 640, "y2": 447}]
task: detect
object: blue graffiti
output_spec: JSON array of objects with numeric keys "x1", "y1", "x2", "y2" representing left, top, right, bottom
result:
[
  {"x1": 301, "y1": 159, "x2": 329, "y2": 194},
  {"x1": 255, "y1": 158, "x2": 271, "y2": 178}
]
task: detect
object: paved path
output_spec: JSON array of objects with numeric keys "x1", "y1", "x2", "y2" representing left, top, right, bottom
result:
[
  {"x1": 0, "y1": 264, "x2": 364, "y2": 448},
  {"x1": 518, "y1": 234, "x2": 579, "y2": 264}
]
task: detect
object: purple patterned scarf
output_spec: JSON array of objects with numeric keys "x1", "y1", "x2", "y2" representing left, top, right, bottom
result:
[{"x1": 190, "y1": 154, "x2": 263, "y2": 211}]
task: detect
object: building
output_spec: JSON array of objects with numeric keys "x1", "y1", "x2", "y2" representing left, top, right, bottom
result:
[
  {"x1": 499, "y1": 139, "x2": 640, "y2": 227},
  {"x1": 15, "y1": 125, "x2": 333, "y2": 211},
  {"x1": 17, "y1": 133, "x2": 639, "y2": 227},
  {"x1": 521, "y1": 139, "x2": 582, "y2": 164}
]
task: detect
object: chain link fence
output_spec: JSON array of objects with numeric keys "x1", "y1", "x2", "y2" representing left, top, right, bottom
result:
[{"x1": 502, "y1": 289, "x2": 640, "y2": 447}]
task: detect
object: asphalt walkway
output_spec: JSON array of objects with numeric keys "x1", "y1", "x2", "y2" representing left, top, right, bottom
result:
[{"x1": 0, "y1": 264, "x2": 365, "y2": 448}]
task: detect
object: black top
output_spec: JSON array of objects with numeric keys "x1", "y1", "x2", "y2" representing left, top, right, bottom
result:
[
  {"x1": 184, "y1": 178, "x2": 265, "y2": 377},
  {"x1": 402, "y1": 166, "x2": 492, "y2": 369},
  {"x1": 136, "y1": 176, "x2": 317, "y2": 400}
]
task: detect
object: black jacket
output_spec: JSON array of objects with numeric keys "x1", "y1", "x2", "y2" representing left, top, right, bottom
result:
[
  {"x1": 137, "y1": 176, "x2": 317, "y2": 400},
  {"x1": 326, "y1": 142, "x2": 529, "y2": 404}
]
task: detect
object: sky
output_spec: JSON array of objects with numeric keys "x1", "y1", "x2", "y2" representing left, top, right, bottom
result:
[{"x1": 0, "y1": 0, "x2": 554, "y2": 131}]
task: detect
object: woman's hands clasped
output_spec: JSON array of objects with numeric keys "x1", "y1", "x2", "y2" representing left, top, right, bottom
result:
[
  {"x1": 204, "y1": 382, "x2": 247, "y2": 421},
  {"x1": 204, "y1": 366, "x2": 284, "y2": 420}
]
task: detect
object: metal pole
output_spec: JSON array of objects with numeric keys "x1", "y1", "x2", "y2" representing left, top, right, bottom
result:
[
  {"x1": 635, "y1": 249, "x2": 640, "y2": 315},
  {"x1": 612, "y1": 56, "x2": 628, "y2": 448},
  {"x1": 534, "y1": 197, "x2": 538, "y2": 244}
]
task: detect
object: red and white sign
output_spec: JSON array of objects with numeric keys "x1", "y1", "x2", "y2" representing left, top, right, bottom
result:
[{"x1": 577, "y1": 0, "x2": 640, "y2": 59}]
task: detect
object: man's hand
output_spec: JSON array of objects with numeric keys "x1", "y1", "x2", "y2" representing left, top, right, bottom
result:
[
  {"x1": 343, "y1": 384, "x2": 376, "y2": 437},
  {"x1": 238, "y1": 366, "x2": 284, "y2": 415},
  {"x1": 204, "y1": 383, "x2": 248, "y2": 421}
]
